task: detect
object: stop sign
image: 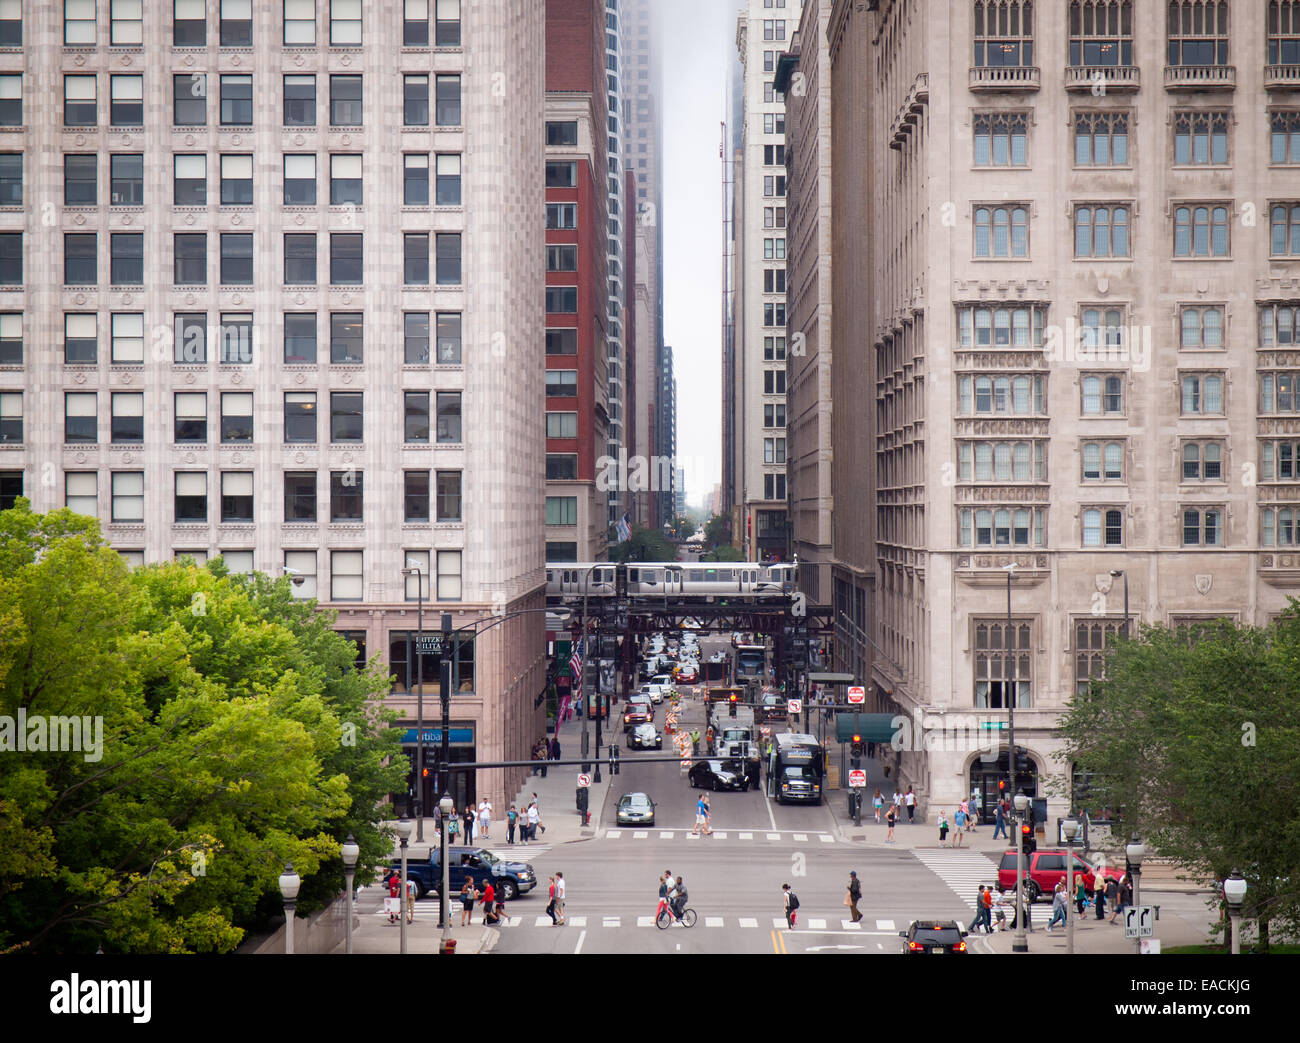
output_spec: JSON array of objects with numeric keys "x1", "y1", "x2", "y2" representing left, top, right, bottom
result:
[
  {"x1": 848, "y1": 769, "x2": 867, "y2": 788},
  {"x1": 847, "y1": 685, "x2": 866, "y2": 704}
]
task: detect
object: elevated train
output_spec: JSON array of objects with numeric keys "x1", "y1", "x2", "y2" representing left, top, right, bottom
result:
[{"x1": 546, "y1": 561, "x2": 796, "y2": 600}]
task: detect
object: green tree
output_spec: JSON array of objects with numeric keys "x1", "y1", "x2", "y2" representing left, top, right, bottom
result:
[
  {"x1": 0, "y1": 501, "x2": 402, "y2": 953},
  {"x1": 609, "y1": 527, "x2": 677, "y2": 563},
  {"x1": 704, "y1": 514, "x2": 731, "y2": 549},
  {"x1": 1057, "y1": 611, "x2": 1300, "y2": 951}
]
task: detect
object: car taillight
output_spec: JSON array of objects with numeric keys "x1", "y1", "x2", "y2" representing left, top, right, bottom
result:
[
  {"x1": 954, "y1": 941, "x2": 966, "y2": 952},
  {"x1": 908, "y1": 941, "x2": 924, "y2": 951}
]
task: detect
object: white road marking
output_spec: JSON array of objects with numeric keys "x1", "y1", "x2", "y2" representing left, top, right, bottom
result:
[
  {"x1": 876, "y1": 919, "x2": 895, "y2": 931},
  {"x1": 772, "y1": 917, "x2": 787, "y2": 929},
  {"x1": 686, "y1": 832, "x2": 699, "y2": 840},
  {"x1": 738, "y1": 917, "x2": 759, "y2": 928},
  {"x1": 606, "y1": 830, "x2": 621, "y2": 839},
  {"x1": 766, "y1": 832, "x2": 781, "y2": 841},
  {"x1": 636, "y1": 916, "x2": 654, "y2": 928},
  {"x1": 808, "y1": 918, "x2": 827, "y2": 930},
  {"x1": 912, "y1": 849, "x2": 998, "y2": 910},
  {"x1": 603, "y1": 916, "x2": 621, "y2": 928},
  {"x1": 574, "y1": 929, "x2": 586, "y2": 954},
  {"x1": 818, "y1": 835, "x2": 835, "y2": 844},
  {"x1": 739, "y1": 832, "x2": 753, "y2": 840},
  {"x1": 713, "y1": 832, "x2": 727, "y2": 839},
  {"x1": 633, "y1": 831, "x2": 648, "y2": 839},
  {"x1": 841, "y1": 920, "x2": 862, "y2": 930},
  {"x1": 659, "y1": 831, "x2": 674, "y2": 839},
  {"x1": 568, "y1": 916, "x2": 587, "y2": 927},
  {"x1": 793, "y1": 833, "x2": 808, "y2": 842},
  {"x1": 534, "y1": 916, "x2": 551, "y2": 927},
  {"x1": 704, "y1": 916, "x2": 725, "y2": 928},
  {"x1": 766, "y1": 795, "x2": 778, "y2": 831}
]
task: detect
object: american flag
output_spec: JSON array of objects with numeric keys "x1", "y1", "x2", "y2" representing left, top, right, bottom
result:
[
  {"x1": 569, "y1": 636, "x2": 584, "y2": 690},
  {"x1": 617, "y1": 513, "x2": 632, "y2": 543}
]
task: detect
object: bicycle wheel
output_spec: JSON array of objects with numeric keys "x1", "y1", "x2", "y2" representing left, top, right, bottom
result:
[
  {"x1": 681, "y1": 908, "x2": 697, "y2": 928},
  {"x1": 656, "y1": 908, "x2": 672, "y2": 930}
]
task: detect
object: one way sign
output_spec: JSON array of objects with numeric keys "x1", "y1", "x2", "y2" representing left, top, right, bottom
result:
[{"x1": 1124, "y1": 906, "x2": 1155, "y2": 939}]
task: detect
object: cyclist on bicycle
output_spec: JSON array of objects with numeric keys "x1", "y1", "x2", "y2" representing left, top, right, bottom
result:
[
  {"x1": 670, "y1": 876, "x2": 688, "y2": 921},
  {"x1": 657, "y1": 870, "x2": 673, "y2": 917}
]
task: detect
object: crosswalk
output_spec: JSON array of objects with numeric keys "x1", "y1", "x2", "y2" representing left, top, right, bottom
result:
[
  {"x1": 911, "y1": 848, "x2": 999, "y2": 910},
  {"x1": 604, "y1": 829, "x2": 837, "y2": 844},
  {"x1": 495, "y1": 915, "x2": 902, "y2": 931}
]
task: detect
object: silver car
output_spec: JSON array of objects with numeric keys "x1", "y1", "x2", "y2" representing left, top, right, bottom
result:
[{"x1": 628, "y1": 722, "x2": 663, "y2": 750}]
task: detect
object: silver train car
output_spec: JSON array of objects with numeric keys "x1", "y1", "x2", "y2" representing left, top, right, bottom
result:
[{"x1": 546, "y1": 562, "x2": 797, "y2": 598}]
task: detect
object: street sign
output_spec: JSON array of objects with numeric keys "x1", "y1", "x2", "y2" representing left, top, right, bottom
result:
[
  {"x1": 979, "y1": 721, "x2": 1009, "y2": 730},
  {"x1": 846, "y1": 686, "x2": 865, "y2": 704},
  {"x1": 414, "y1": 635, "x2": 443, "y2": 655},
  {"x1": 577, "y1": 773, "x2": 591, "y2": 788},
  {"x1": 787, "y1": 699, "x2": 802, "y2": 715},
  {"x1": 1124, "y1": 906, "x2": 1155, "y2": 938},
  {"x1": 848, "y1": 769, "x2": 867, "y2": 788}
]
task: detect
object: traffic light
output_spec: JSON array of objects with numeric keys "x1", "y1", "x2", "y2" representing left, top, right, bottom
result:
[
  {"x1": 1019, "y1": 822, "x2": 1036, "y2": 855},
  {"x1": 850, "y1": 735, "x2": 863, "y2": 764},
  {"x1": 728, "y1": 693, "x2": 738, "y2": 717},
  {"x1": 998, "y1": 779, "x2": 1006, "y2": 794},
  {"x1": 1014, "y1": 746, "x2": 1030, "y2": 773}
]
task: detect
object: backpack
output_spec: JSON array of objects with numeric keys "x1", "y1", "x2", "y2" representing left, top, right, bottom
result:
[
  {"x1": 849, "y1": 879, "x2": 861, "y2": 900},
  {"x1": 787, "y1": 892, "x2": 800, "y2": 911}
]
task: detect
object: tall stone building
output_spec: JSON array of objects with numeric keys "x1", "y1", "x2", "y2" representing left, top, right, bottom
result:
[{"x1": 0, "y1": 0, "x2": 547, "y2": 815}]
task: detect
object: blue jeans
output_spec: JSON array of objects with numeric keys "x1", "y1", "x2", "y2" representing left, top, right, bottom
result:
[
  {"x1": 992, "y1": 819, "x2": 1008, "y2": 839},
  {"x1": 1048, "y1": 905, "x2": 1067, "y2": 929}
]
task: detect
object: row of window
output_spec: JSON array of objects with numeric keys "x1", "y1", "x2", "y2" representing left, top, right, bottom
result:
[
  {"x1": 956, "y1": 505, "x2": 1229, "y2": 548},
  {"x1": 971, "y1": 0, "x2": 1299, "y2": 68},
  {"x1": 10, "y1": 389, "x2": 465, "y2": 446},
  {"x1": 945, "y1": 438, "x2": 1240, "y2": 484},
  {"x1": 956, "y1": 303, "x2": 1300, "y2": 349},
  {"x1": 52, "y1": 0, "x2": 461, "y2": 49},
  {"x1": 0, "y1": 73, "x2": 462, "y2": 130},
  {"x1": 966, "y1": 202, "x2": 1300, "y2": 259},
  {"x1": 975, "y1": 110, "x2": 1300, "y2": 169},
  {"x1": 954, "y1": 372, "x2": 1226, "y2": 417}
]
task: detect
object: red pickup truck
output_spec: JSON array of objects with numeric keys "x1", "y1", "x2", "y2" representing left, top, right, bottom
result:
[{"x1": 997, "y1": 849, "x2": 1124, "y2": 903}]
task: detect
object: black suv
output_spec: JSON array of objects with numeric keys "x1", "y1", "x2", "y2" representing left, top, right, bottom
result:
[{"x1": 899, "y1": 920, "x2": 969, "y2": 954}]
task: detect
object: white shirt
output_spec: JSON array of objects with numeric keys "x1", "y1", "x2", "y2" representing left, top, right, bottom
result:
[
  {"x1": 527, "y1": 805, "x2": 540, "y2": 825},
  {"x1": 555, "y1": 877, "x2": 565, "y2": 899},
  {"x1": 892, "y1": 791, "x2": 902, "y2": 806},
  {"x1": 904, "y1": 792, "x2": 916, "y2": 807}
]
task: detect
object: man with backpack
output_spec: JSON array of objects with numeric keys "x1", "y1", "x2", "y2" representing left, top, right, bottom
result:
[
  {"x1": 846, "y1": 871, "x2": 863, "y2": 923},
  {"x1": 782, "y1": 883, "x2": 799, "y2": 929}
]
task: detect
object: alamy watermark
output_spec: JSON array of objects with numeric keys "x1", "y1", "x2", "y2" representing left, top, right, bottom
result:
[
  {"x1": 0, "y1": 710, "x2": 104, "y2": 762},
  {"x1": 890, "y1": 707, "x2": 1003, "y2": 761},
  {"x1": 1041, "y1": 318, "x2": 1151, "y2": 372}
]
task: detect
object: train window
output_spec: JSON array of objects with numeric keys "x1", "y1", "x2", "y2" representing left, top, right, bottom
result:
[
  {"x1": 628, "y1": 568, "x2": 638, "y2": 582},
  {"x1": 642, "y1": 569, "x2": 655, "y2": 583},
  {"x1": 688, "y1": 570, "x2": 704, "y2": 582}
]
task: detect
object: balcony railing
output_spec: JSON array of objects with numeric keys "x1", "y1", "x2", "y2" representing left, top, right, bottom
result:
[
  {"x1": 1264, "y1": 64, "x2": 1300, "y2": 89},
  {"x1": 1164, "y1": 64, "x2": 1236, "y2": 90},
  {"x1": 968, "y1": 65, "x2": 1040, "y2": 91},
  {"x1": 1064, "y1": 65, "x2": 1140, "y2": 92}
]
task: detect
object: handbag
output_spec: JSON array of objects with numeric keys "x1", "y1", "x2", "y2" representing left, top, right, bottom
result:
[
  {"x1": 843, "y1": 893, "x2": 852, "y2": 907},
  {"x1": 384, "y1": 897, "x2": 401, "y2": 914}
]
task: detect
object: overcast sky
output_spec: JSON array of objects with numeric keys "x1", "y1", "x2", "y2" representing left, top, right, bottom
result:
[{"x1": 659, "y1": 0, "x2": 735, "y2": 509}]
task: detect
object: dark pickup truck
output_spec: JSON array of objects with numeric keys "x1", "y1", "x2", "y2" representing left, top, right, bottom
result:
[{"x1": 389, "y1": 846, "x2": 538, "y2": 901}]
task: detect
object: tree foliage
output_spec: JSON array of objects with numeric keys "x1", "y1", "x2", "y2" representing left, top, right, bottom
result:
[
  {"x1": 0, "y1": 502, "x2": 404, "y2": 953},
  {"x1": 703, "y1": 513, "x2": 731, "y2": 550},
  {"x1": 1057, "y1": 610, "x2": 1300, "y2": 950},
  {"x1": 610, "y1": 527, "x2": 677, "y2": 563}
]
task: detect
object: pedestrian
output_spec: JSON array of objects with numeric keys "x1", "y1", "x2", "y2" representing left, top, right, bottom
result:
[
  {"x1": 554, "y1": 871, "x2": 566, "y2": 925},
  {"x1": 459, "y1": 878, "x2": 477, "y2": 926},
  {"x1": 506, "y1": 804, "x2": 518, "y2": 845},
  {"x1": 892, "y1": 787, "x2": 902, "y2": 811},
  {"x1": 447, "y1": 803, "x2": 460, "y2": 842},
  {"x1": 531, "y1": 741, "x2": 543, "y2": 776},
  {"x1": 701, "y1": 793, "x2": 713, "y2": 836},
  {"x1": 386, "y1": 871, "x2": 402, "y2": 925},
  {"x1": 1105, "y1": 875, "x2": 1121, "y2": 923},
  {"x1": 1115, "y1": 874, "x2": 1132, "y2": 922},
  {"x1": 478, "y1": 799, "x2": 492, "y2": 840},
  {"x1": 545, "y1": 875, "x2": 557, "y2": 925},
  {"x1": 1094, "y1": 875, "x2": 1107, "y2": 920},
  {"x1": 978, "y1": 884, "x2": 994, "y2": 933},
  {"x1": 462, "y1": 804, "x2": 476, "y2": 843},
  {"x1": 968, "y1": 790, "x2": 981, "y2": 831},
  {"x1": 527, "y1": 800, "x2": 541, "y2": 842},
  {"x1": 885, "y1": 803, "x2": 897, "y2": 843},
  {"x1": 480, "y1": 879, "x2": 496, "y2": 925},
  {"x1": 991, "y1": 889, "x2": 1007, "y2": 931},
  {"x1": 781, "y1": 883, "x2": 799, "y2": 929},
  {"x1": 539, "y1": 740, "x2": 548, "y2": 778},
  {"x1": 1075, "y1": 877, "x2": 1088, "y2": 917},
  {"x1": 993, "y1": 799, "x2": 1008, "y2": 839},
  {"x1": 953, "y1": 805, "x2": 967, "y2": 847},
  {"x1": 938, "y1": 809, "x2": 949, "y2": 847},
  {"x1": 691, "y1": 728, "x2": 700, "y2": 755},
  {"x1": 846, "y1": 871, "x2": 863, "y2": 923},
  {"x1": 904, "y1": 787, "x2": 916, "y2": 824},
  {"x1": 692, "y1": 793, "x2": 708, "y2": 836},
  {"x1": 1047, "y1": 881, "x2": 1067, "y2": 931},
  {"x1": 872, "y1": 789, "x2": 883, "y2": 824},
  {"x1": 551, "y1": 735, "x2": 561, "y2": 762}
]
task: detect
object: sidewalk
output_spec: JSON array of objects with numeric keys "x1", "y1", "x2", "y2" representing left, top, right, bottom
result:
[
  {"x1": 971, "y1": 907, "x2": 1210, "y2": 954},
  {"x1": 504, "y1": 709, "x2": 616, "y2": 846}
]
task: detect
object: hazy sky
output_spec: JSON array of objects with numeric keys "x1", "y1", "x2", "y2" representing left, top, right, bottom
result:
[{"x1": 659, "y1": 0, "x2": 735, "y2": 508}]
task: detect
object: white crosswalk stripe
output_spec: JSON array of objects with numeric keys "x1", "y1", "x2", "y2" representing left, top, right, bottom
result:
[
  {"x1": 704, "y1": 916, "x2": 725, "y2": 928},
  {"x1": 738, "y1": 832, "x2": 753, "y2": 840},
  {"x1": 808, "y1": 918, "x2": 827, "y2": 930},
  {"x1": 912, "y1": 849, "x2": 999, "y2": 910},
  {"x1": 841, "y1": 919, "x2": 861, "y2": 930},
  {"x1": 496, "y1": 913, "x2": 915, "y2": 931},
  {"x1": 738, "y1": 917, "x2": 759, "y2": 928},
  {"x1": 636, "y1": 915, "x2": 654, "y2": 928},
  {"x1": 772, "y1": 917, "x2": 787, "y2": 929},
  {"x1": 596, "y1": 829, "x2": 837, "y2": 844},
  {"x1": 818, "y1": 835, "x2": 835, "y2": 844},
  {"x1": 876, "y1": 919, "x2": 895, "y2": 931}
]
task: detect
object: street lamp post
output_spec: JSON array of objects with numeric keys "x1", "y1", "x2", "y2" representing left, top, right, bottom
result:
[
  {"x1": 401, "y1": 564, "x2": 426, "y2": 843},
  {"x1": 1003, "y1": 562, "x2": 1018, "y2": 801},
  {"x1": 341, "y1": 834, "x2": 359, "y2": 955},
  {"x1": 1109, "y1": 569, "x2": 1130, "y2": 639},
  {"x1": 1224, "y1": 870, "x2": 1247, "y2": 955},
  {"x1": 1126, "y1": 834, "x2": 1146, "y2": 955},
  {"x1": 278, "y1": 863, "x2": 300, "y2": 955},
  {"x1": 1013, "y1": 793, "x2": 1029, "y2": 953},
  {"x1": 395, "y1": 818, "x2": 412, "y2": 954},
  {"x1": 440, "y1": 795, "x2": 454, "y2": 952},
  {"x1": 1063, "y1": 816, "x2": 1080, "y2": 956}
]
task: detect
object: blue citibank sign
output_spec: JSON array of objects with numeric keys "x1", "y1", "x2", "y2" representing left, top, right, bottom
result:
[{"x1": 401, "y1": 728, "x2": 474, "y2": 745}]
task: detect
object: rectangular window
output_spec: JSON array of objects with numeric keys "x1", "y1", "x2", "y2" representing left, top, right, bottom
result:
[
  {"x1": 219, "y1": 75, "x2": 252, "y2": 125},
  {"x1": 66, "y1": 471, "x2": 99, "y2": 515},
  {"x1": 173, "y1": 73, "x2": 206, "y2": 126},
  {"x1": 174, "y1": 391, "x2": 206, "y2": 442},
  {"x1": 109, "y1": 74, "x2": 142, "y2": 126},
  {"x1": 1182, "y1": 373, "x2": 1224, "y2": 414},
  {"x1": 284, "y1": 0, "x2": 315, "y2": 44},
  {"x1": 284, "y1": 391, "x2": 316, "y2": 443},
  {"x1": 330, "y1": 391, "x2": 363, "y2": 442},
  {"x1": 763, "y1": 369, "x2": 787, "y2": 395},
  {"x1": 284, "y1": 550, "x2": 317, "y2": 599},
  {"x1": 974, "y1": 112, "x2": 1028, "y2": 166},
  {"x1": 1260, "y1": 304, "x2": 1300, "y2": 346},
  {"x1": 220, "y1": 470, "x2": 253, "y2": 522},
  {"x1": 283, "y1": 153, "x2": 316, "y2": 205},
  {"x1": 433, "y1": 154, "x2": 461, "y2": 205},
  {"x1": 1082, "y1": 507, "x2": 1125, "y2": 547},
  {"x1": 436, "y1": 391, "x2": 462, "y2": 443},
  {"x1": 1271, "y1": 111, "x2": 1300, "y2": 165},
  {"x1": 404, "y1": 470, "x2": 430, "y2": 522},
  {"x1": 545, "y1": 370, "x2": 578, "y2": 396},
  {"x1": 330, "y1": 471, "x2": 363, "y2": 522},
  {"x1": 403, "y1": 550, "x2": 430, "y2": 601},
  {"x1": 403, "y1": 312, "x2": 430, "y2": 363},
  {"x1": 404, "y1": 233, "x2": 429, "y2": 285},
  {"x1": 404, "y1": 154, "x2": 429, "y2": 205},
  {"x1": 435, "y1": 232, "x2": 461, "y2": 285},
  {"x1": 110, "y1": 0, "x2": 143, "y2": 44},
  {"x1": 329, "y1": 311, "x2": 362, "y2": 363},
  {"x1": 111, "y1": 471, "x2": 145, "y2": 523},
  {"x1": 330, "y1": 0, "x2": 361, "y2": 45},
  {"x1": 330, "y1": 75, "x2": 362, "y2": 126},
  {"x1": 404, "y1": 74, "x2": 429, "y2": 126},
  {"x1": 220, "y1": 391, "x2": 253, "y2": 443},
  {"x1": 64, "y1": 75, "x2": 96, "y2": 127},
  {"x1": 0, "y1": 390, "x2": 20, "y2": 444},
  {"x1": 64, "y1": 233, "x2": 97, "y2": 286},
  {"x1": 283, "y1": 233, "x2": 317, "y2": 284},
  {"x1": 1180, "y1": 304, "x2": 1224, "y2": 348},
  {"x1": 173, "y1": 153, "x2": 206, "y2": 205},
  {"x1": 546, "y1": 203, "x2": 578, "y2": 229},
  {"x1": 283, "y1": 75, "x2": 316, "y2": 125},
  {"x1": 331, "y1": 550, "x2": 363, "y2": 600},
  {"x1": 65, "y1": 0, "x2": 96, "y2": 45},
  {"x1": 174, "y1": 471, "x2": 207, "y2": 523},
  {"x1": 1181, "y1": 440, "x2": 1224, "y2": 481},
  {"x1": 404, "y1": 0, "x2": 429, "y2": 45},
  {"x1": 1182, "y1": 507, "x2": 1224, "y2": 547},
  {"x1": 1074, "y1": 204, "x2": 1131, "y2": 258},
  {"x1": 546, "y1": 286, "x2": 578, "y2": 314},
  {"x1": 0, "y1": 231, "x2": 19, "y2": 285},
  {"x1": 1081, "y1": 374, "x2": 1125, "y2": 415},
  {"x1": 111, "y1": 232, "x2": 143, "y2": 285},
  {"x1": 546, "y1": 121, "x2": 578, "y2": 146},
  {"x1": 220, "y1": 0, "x2": 252, "y2": 46},
  {"x1": 404, "y1": 390, "x2": 430, "y2": 443},
  {"x1": 1069, "y1": 0, "x2": 1134, "y2": 67},
  {"x1": 972, "y1": 0, "x2": 1034, "y2": 67},
  {"x1": 219, "y1": 232, "x2": 253, "y2": 284},
  {"x1": 546, "y1": 328, "x2": 577, "y2": 355},
  {"x1": 174, "y1": 312, "x2": 206, "y2": 363},
  {"x1": 174, "y1": 0, "x2": 206, "y2": 46},
  {"x1": 1261, "y1": 439, "x2": 1300, "y2": 481},
  {"x1": 435, "y1": 0, "x2": 461, "y2": 46},
  {"x1": 1271, "y1": 203, "x2": 1300, "y2": 257},
  {"x1": 1073, "y1": 110, "x2": 1129, "y2": 166},
  {"x1": 174, "y1": 232, "x2": 206, "y2": 285},
  {"x1": 284, "y1": 471, "x2": 317, "y2": 522},
  {"x1": 330, "y1": 233, "x2": 362, "y2": 284},
  {"x1": 65, "y1": 313, "x2": 97, "y2": 364},
  {"x1": 1174, "y1": 111, "x2": 1229, "y2": 166},
  {"x1": 546, "y1": 412, "x2": 578, "y2": 439},
  {"x1": 546, "y1": 161, "x2": 577, "y2": 188},
  {"x1": 436, "y1": 550, "x2": 461, "y2": 601},
  {"x1": 0, "y1": 75, "x2": 21, "y2": 127},
  {"x1": 545, "y1": 496, "x2": 578, "y2": 526},
  {"x1": 220, "y1": 153, "x2": 253, "y2": 205},
  {"x1": 110, "y1": 312, "x2": 143, "y2": 364},
  {"x1": 1174, "y1": 203, "x2": 1230, "y2": 256},
  {"x1": 65, "y1": 154, "x2": 97, "y2": 205},
  {"x1": 973, "y1": 204, "x2": 1029, "y2": 258},
  {"x1": 546, "y1": 454, "x2": 577, "y2": 480},
  {"x1": 0, "y1": 313, "x2": 20, "y2": 365},
  {"x1": 1261, "y1": 507, "x2": 1300, "y2": 547},
  {"x1": 436, "y1": 470, "x2": 461, "y2": 522},
  {"x1": 217, "y1": 312, "x2": 253, "y2": 364},
  {"x1": 435, "y1": 74, "x2": 461, "y2": 126},
  {"x1": 0, "y1": 470, "x2": 21, "y2": 512},
  {"x1": 283, "y1": 313, "x2": 317, "y2": 363},
  {"x1": 1167, "y1": 0, "x2": 1229, "y2": 65},
  {"x1": 110, "y1": 153, "x2": 143, "y2": 206}
]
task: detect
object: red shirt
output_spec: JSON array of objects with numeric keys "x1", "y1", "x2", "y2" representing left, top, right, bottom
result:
[
  {"x1": 481, "y1": 882, "x2": 495, "y2": 907},
  {"x1": 388, "y1": 875, "x2": 401, "y2": 898}
]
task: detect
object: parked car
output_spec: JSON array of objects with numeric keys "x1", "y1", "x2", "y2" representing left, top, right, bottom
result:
[
  {"x1": 628, "y1": 722, "x2": 663, "y2": 750},
  {"x1": 390, "y1": 846, "x2": 537, "y2": 902},
  {"x1": 616, "y1": 792, "x2": 656, "y2": 826},
  {"x1": 996, "y1": 849, "x2": 1124, "y2": 903},
  {"x1": 899, "y1": 920, "x2": 968, "y2": 954},
  {"x1": 688, "y1": 759, "x2": 748, "y2": 792}
]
